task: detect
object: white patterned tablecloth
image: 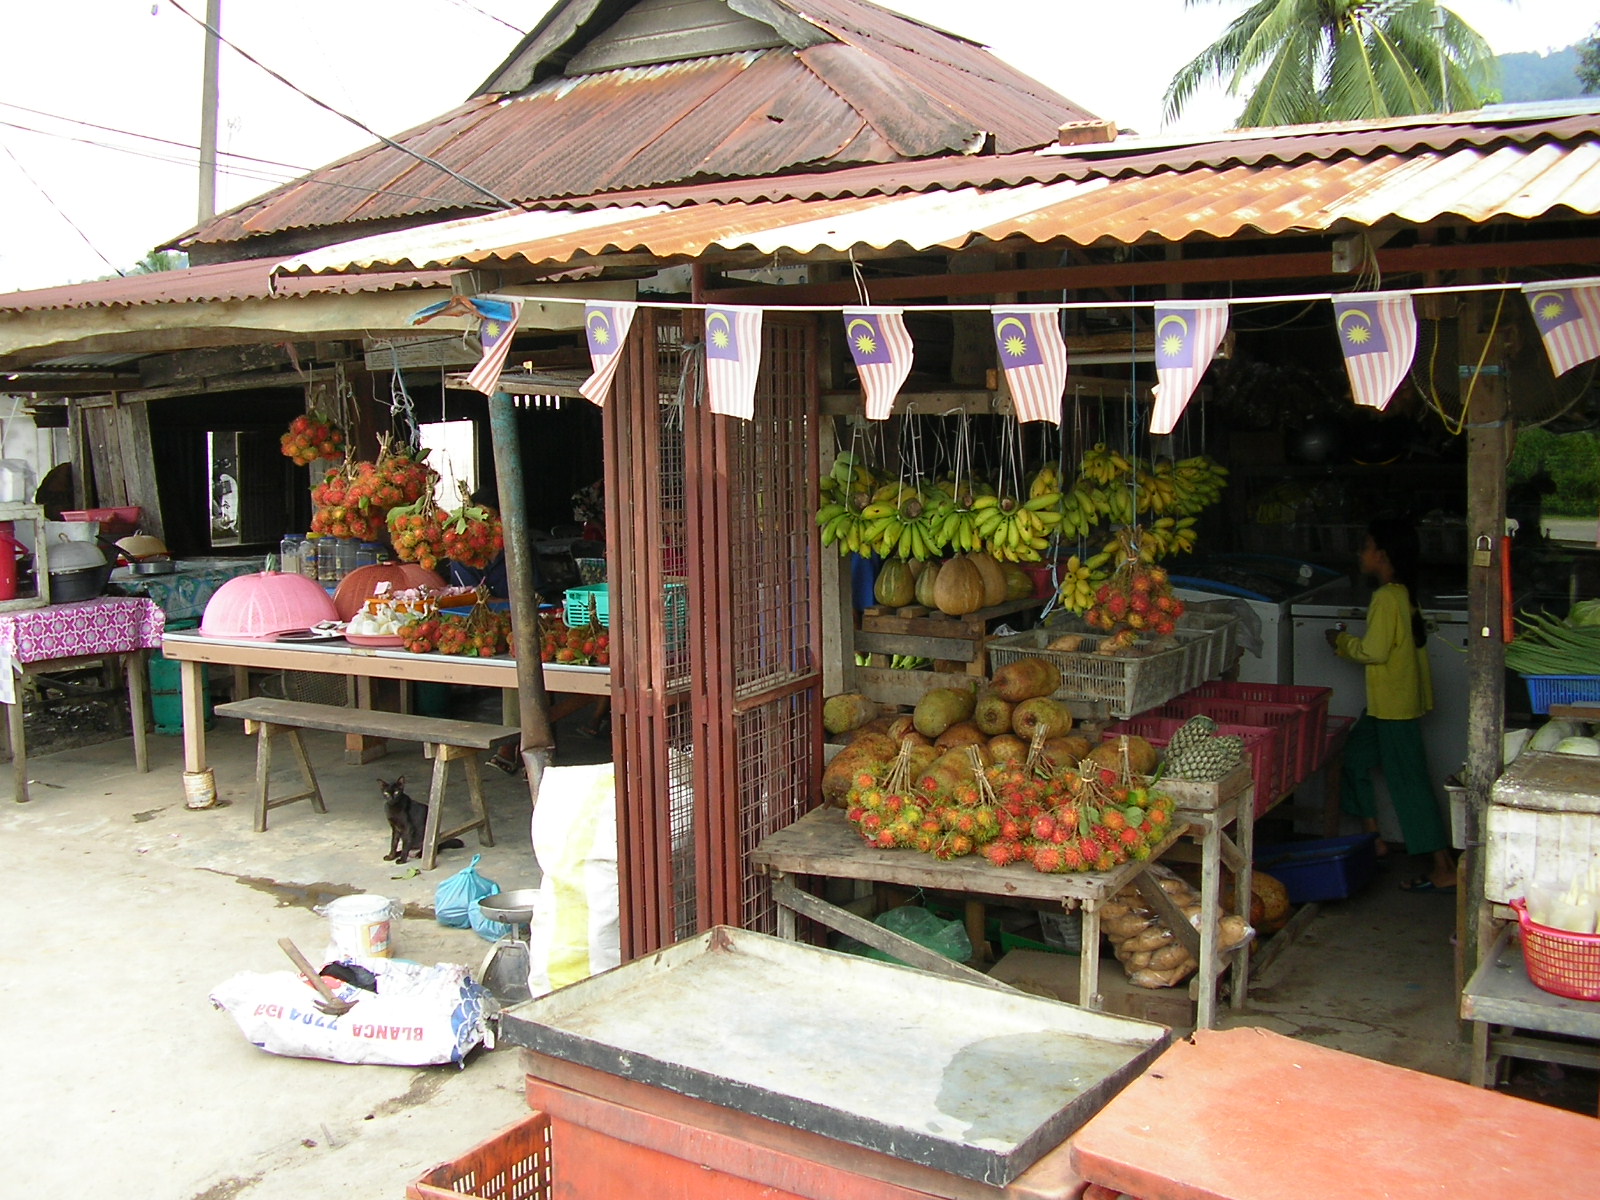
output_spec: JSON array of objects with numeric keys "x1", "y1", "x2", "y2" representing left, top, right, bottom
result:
[{"x1": 0, "y1": 597, "x2": 166, "y2": 703}]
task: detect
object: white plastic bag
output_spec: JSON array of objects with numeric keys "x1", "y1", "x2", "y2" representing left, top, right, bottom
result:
[
  {"x1": 527, "y1": 763, "x2": 620, "y2": 997},
  {"x1": 209, "y1": 958, "x2": 492, "y2": 1066}
]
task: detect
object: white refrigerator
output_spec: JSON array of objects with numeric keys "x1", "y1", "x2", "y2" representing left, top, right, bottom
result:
[{"x1": 1290, "y1": 578, "x2": 1469, "y2": 844}]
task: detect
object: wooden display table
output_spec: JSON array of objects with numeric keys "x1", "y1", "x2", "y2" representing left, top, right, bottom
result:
[
  {"x1": 160, "y1": 631, "x2": 607, "y2": 775},
  {"x1": 1462, "y1": 920, "x2": 1600, "y2": 1104},
  {"x1": 752, "y1": 805, "x2": 1201, "y2": 1019},
  {"x1": 1072, "y1": 1026, "x2": 1600, "y2": 1200}
]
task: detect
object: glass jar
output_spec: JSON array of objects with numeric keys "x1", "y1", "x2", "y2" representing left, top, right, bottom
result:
[
  {"x1": 356, "y1": 541, "x2": 381, "y2": 569},
  {"x1": 301, "y1": 533, "x2": 323, "y2": 581},
  {"x1": 317, "y1": 535, "x2": 341, "y2": 585},
  {"x1": 337, "y1": 537, "x2": 360, "y2": 579}
]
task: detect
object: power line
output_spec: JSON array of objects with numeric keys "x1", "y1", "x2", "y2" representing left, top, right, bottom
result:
[
  {"x1": 165, "y1": 0, "x2": 520, "y2": 212},
  {"x1": 0, "y1": 139, "x2": 125, "y2": 278},
  {"x1": 0, "y1": 100, "x2": 313, "y2": 173},
  {"x1": 437, "y1": 0, "x2": 527, "y2": 37},
  {"x1": 0, "y1": 112, "x2": 502, "y2": 213}
]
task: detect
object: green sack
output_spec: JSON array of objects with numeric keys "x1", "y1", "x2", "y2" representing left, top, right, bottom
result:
[{"x1": 837, "y1": 904, "x2": 973, "y2": 967}]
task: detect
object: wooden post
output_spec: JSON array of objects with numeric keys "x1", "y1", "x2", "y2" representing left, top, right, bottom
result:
[{"x1": 1459, "y1": 291, "x2": 1511, "y2": 989}]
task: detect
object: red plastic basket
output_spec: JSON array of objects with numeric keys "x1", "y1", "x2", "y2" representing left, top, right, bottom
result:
[
  {"x1": 1512, "y1": 898, "x2": 1600, "y2": 1002},
  {"x1": 1104, "y1": 715, "x2": 1282, "y2": 817},
  {"x1": 408, "y1": 1112, "x2": 552, "y2": 1200},
  {"x1": 1319, "y1": 714, "x2": 1357, "y2": 770},
  {"x1": 1177, "y1": 682, "x2": 1332, "y2": 784}
]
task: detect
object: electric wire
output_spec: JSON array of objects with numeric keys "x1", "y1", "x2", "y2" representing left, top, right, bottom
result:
[
  {"x1": 435, "y1": 0, "x2": 527, "y2": 36},
  {"x1": 165, "y1": 0, "x2": 519, "y2": 211},
  {"x1": 0, "y1": 100, "x2": 314, "y2": 173},
  {"x1": 0, "y1": 140, "x2": 124, "y2": 277}
]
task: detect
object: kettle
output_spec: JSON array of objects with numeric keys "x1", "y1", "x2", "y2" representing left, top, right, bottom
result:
[{"x1": 0, "y1": 521, "x2": 21, "y2": 601}]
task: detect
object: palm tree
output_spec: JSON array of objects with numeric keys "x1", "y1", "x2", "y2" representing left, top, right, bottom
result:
[{"x1": 1165, "y1": 1, "x2": 1501, "y2": 128}]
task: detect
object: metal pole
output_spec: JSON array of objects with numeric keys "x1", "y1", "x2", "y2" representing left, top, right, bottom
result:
[
  {"x1": 198, "y1": 0, "x2": 222, "y2": 223},
  {"x1": 488, "y1": 391, "x2": 555, "y2": 798}
]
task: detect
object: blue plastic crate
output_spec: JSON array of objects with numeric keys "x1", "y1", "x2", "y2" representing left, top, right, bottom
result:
[
  {"x1": 1521, "y1": 675, "x2": 1600, "y2": 715},
  {"x1": 1254, "y1": 833, "x2": 1378, "y2": 905},
  {"x1": 564, "y1": 584, "x2": 610, "y2": 628}
]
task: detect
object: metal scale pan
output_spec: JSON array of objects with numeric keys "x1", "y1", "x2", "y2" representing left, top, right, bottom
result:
[{"x1": 477, "y1": 889, "x2": 538, "y2": 1005}]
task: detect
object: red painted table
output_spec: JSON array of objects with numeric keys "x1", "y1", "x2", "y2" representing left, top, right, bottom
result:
[
  {"x1": 1071, "y1": 1026, "x2": 1600, "y2": 1200},
  {"x1": 0, "y1": 596, "x2": 164, "y2": 801}
]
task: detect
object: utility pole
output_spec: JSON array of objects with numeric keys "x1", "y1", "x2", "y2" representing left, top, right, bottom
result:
[{"x1": 198, "y1": 0, "x2": 221, "y2": 222}]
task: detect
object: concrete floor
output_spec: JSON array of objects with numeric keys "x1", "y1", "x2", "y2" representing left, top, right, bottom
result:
[{"x1": 0, "y1": 706, "x2": 1520, "y2": 1200}]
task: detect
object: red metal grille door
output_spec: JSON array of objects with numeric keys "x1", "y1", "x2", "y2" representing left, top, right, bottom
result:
[{"x1": 605, "y1": 311, "x2": 821, "y2": 957}]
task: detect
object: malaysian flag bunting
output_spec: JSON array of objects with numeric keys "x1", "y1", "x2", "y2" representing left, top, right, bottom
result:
[
  {"x1": 1149, "y1": 301, "x2": 1230, "y2": 434},
  {"x1": 843, "y1": 307, "x2": 915, "y2": 420},
  {"x1": 578, "y1": 301, "x2": 638, "y2": 407},
  {"x1": 463, "y1": 298, "x2": 523, "y2": 396},
  {"x1": 704, "y1": 305, "x2": 763, "y2": 419},
  {"x1": 1333, "y1": 293, "x2": 1417, "y2": 410},
  {"x1": 1522, "y1": 284, "x2": 1600, "y2": 376},
  {"x1": 991, "y1": 306, "x2": 1066, "y2": 424}
]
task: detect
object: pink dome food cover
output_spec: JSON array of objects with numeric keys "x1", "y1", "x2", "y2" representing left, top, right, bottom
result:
[{"x1": 200, "y1": 571, "x2": 339, "y2": 640}]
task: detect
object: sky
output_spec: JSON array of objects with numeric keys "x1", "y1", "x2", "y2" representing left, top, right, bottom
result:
[{"x1": 0, "y1": 0, "x2": 1593, "y2": 295}]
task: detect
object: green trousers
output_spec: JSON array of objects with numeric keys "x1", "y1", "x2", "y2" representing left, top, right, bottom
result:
[{"x1": 1340, "y1": 712, "x2": 1449, "y2": 856}]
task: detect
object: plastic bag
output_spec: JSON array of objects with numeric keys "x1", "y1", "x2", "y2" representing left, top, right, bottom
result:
[
  {"x1": 434, "y1": 853, "x2": 498, "y2": 929},
  {"x1": 527, "y1": 762, "x2": 621, "y2": 998},
  {"x1": 468, "y1": 902, "x2": 512, "y2": 943},
  {"x1": 841, "y1": 905, "x2": 973, "y2": 966},
  {"x1": 209, "y1": 958, "x2": 492, "y2": 1066}
]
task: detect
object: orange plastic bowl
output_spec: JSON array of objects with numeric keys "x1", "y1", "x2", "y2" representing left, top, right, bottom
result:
[{"x1": 200, "y1": 571, "x2": 339, "y2": 640}]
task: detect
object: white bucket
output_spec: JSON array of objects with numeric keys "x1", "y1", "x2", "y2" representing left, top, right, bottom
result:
[{"x1": 316, "y1": 894, "x2": 400, "y2": 960}]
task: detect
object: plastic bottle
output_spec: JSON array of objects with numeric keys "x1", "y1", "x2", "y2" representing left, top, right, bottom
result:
[
  {"x1": 317, "y1": 535, "x2": 341, "y2": 585},
  {"x1": 301, "y1": 533, "x2": 324, "y2": 581},
  {"x1": 337, "y1": 537, "x2": 360, "y2": 579},
  {"x1": 356, "y1": 542, "x2": 382, "y2": 569},
  {"x1": 278, "y1": 533, "x2": 300, "y2": 577}
]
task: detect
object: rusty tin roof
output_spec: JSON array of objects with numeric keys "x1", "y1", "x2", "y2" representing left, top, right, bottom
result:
[{"x1": 175, "y1": 0, "x2": 1097, "y2": 251}]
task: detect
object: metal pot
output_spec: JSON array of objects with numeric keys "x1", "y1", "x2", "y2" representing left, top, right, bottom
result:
[
  {"x1": 131, "y1": 559, "x2": 177, "y2": 576},
  {"x1": 50, "y1": 563, "x2": 113, "y2": 602}
]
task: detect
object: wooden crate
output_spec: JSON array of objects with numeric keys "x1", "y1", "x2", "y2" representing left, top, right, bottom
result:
[{"x1": 854, "y1": 598, "x2": 1042, "y2": 709}]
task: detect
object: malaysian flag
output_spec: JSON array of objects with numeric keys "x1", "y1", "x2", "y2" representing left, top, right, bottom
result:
[
  {"x1": 843, "y1": 307, "x2": 915, "y2": 420},
  {"x1": 464, "y1": 298, "x2": 523, "y2": 396},
  {"x1": 1334, "y1": 293, "x2": 1417, "y2": 410},
  {"x1": 578, "y1": 301, "x2": 638, "y2": 407},
  {"x1": 1149, "y1": 301, "x2": 1229, "y2": 434},
  {"x1": 704, "y1": 305, "x2": 763, "y2": 419},
  {"x1": 1523, "y1": 284, "x2": 1600, "y2": 376},
  {"x1": 991, "y1": 306, "x2": 1066, "y2": 424}
]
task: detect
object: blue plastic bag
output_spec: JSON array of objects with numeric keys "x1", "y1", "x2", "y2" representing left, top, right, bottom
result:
[
  {"x1": 468, "y1": 900, "x2": 512, "y2": 943},
  {"x1": 434, "y1": 853, "x2": 498, "y2": 929}
]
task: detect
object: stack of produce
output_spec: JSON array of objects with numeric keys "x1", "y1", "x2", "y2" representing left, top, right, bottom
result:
[
  {"x1": 824, "y1": 656, "x2": 1181, "y2": 874},
  {"x1": 398, "y1": 591, "x2": 510, "y2": 657},
  {"x1": 1160, "y1": 714, "x2": 1247, "y2": 782},
  {"x1": 310, "y1": 439, "x2": 438, "y2": 544},
  {"x1": 538, "y1": 615, "x2": 610, "y2": 666},
  {"x1": 1506, "y1": 610, "x2": 1600, "y2": 680},
  {"x1": 1099, "y1": 870, "x2": 1253, "y2": 989},
  {"x1": 279, "y1": 412, "x2": 346, "y2": 466}
]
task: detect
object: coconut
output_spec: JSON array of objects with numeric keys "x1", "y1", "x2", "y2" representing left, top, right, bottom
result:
[
  {"x1": 990, "y1": 656, "x2": 1063, "y2": 702},
  {"x1": 934, "y1": 720, "x2": 988, "y2": 753},
  {"x1": 912, "y1": 685, "x2": 977, "y2": 738},
  {"x1": 972, "y1": 691, "x2": 1015, "y2": 736},
  {"x1": 1012, "y1": 697, "x2": 1074, "y2": 740}
]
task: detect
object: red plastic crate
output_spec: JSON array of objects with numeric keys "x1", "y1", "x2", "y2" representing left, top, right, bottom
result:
[
  {"x1": 1103, "y1": 715, "x2": 1283, "y2": 817},
  {"x1": 1154, "y1": 695, "x2": 1304, "y2": 796},
  {"x1": 1171, "y1": 682, "x2": 1332, "y2": 784},
  {"x1": 409, "y1": 1111, "x2": 552, "y2": 1199}
]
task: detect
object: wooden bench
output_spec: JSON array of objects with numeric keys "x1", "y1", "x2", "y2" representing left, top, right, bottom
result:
[{"x1": 214, "y1": 698, "x2": 519, "y2": 869}]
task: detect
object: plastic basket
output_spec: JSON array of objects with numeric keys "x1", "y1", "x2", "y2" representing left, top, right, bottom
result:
[
  {"x1": 563, "y1": 583, "x2": 609, "y2": 628},
  {"x1": 1511, "y1": 898, "x2": 1600, "y2": 1002},
  {"x1": 1177, "y1": 681, "x2": 1331, "y2": 783},
  {"x1": 1154, "y1": 695, "x2": 1302, "y2": 795},
  {"x1": 1103, "y1": 714, "x2": 1282, "y2": 815},
  {"x1": 408, "y1": 1111, "x2": 552, "y2": 1200},
  {"x1": 1521, "y1": 675, "x2": 1600, "y2": 715},
  {"x1": 987, "y1": 627, "x2": 1191, "y2": 718}
]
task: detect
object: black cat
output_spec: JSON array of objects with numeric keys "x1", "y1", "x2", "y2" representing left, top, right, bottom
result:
[{"x1": 380, "y1": 776, "x2": 463, "y2": 865}]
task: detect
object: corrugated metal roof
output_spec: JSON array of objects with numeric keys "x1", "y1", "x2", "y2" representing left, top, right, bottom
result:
[
  {"x1": 176, "y1": 0, "x2": 1096, "y2": 250},
  {"x1": 278, "y1": 137, "x2": 1600, "y2": 276},
  {"x1": 0, "y1": 260, "x2": 454, "y2": 314}
]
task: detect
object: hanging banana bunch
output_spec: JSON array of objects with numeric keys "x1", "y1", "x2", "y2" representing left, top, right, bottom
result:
[
  {"x1": 1055, "y1": 550, "x2": 1113, "y2": 614},
  {"x1": 1078, "y1": 443, "x2": 1132, "y2": 487},
  {"x1": 973, "y1": 493, "x2": 1058, "y2": 562},
  {"x1": 1170, "y1": 455, "x2": 1229, "y2": 516},
  {"x1": 860, "y1": 481, "x2": 945, "y2": 561}
]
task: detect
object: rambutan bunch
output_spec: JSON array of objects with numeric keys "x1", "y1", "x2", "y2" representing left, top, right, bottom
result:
[
  {"x1": 280, "y1": 411, "x2": 346, "y2": 465},
  {"x1": 387, "y1": 492, "x2": 449, "y2": 572},
  {"x1": 441, "y1": 484, "x2": 505, "y2": 571}
]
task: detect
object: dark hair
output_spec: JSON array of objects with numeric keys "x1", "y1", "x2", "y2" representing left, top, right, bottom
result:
[{"x1": 1369, "y1": 517, "x2": 1425, "y2": 647}]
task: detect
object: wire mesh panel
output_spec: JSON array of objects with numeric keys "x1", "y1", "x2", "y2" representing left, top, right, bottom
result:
[{"x1": 735, "y1": 692, "x2": 817, "y2": 933}]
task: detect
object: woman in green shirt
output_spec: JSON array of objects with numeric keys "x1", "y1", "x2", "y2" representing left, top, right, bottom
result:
[{"x1": 1326, "y1": 518, "x2": 1456, "y2": 893}]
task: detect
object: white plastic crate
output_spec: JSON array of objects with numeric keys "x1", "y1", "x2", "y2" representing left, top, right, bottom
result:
[{"x1": 987, "y1": 627, "x2": 1191, "y2": 718}]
